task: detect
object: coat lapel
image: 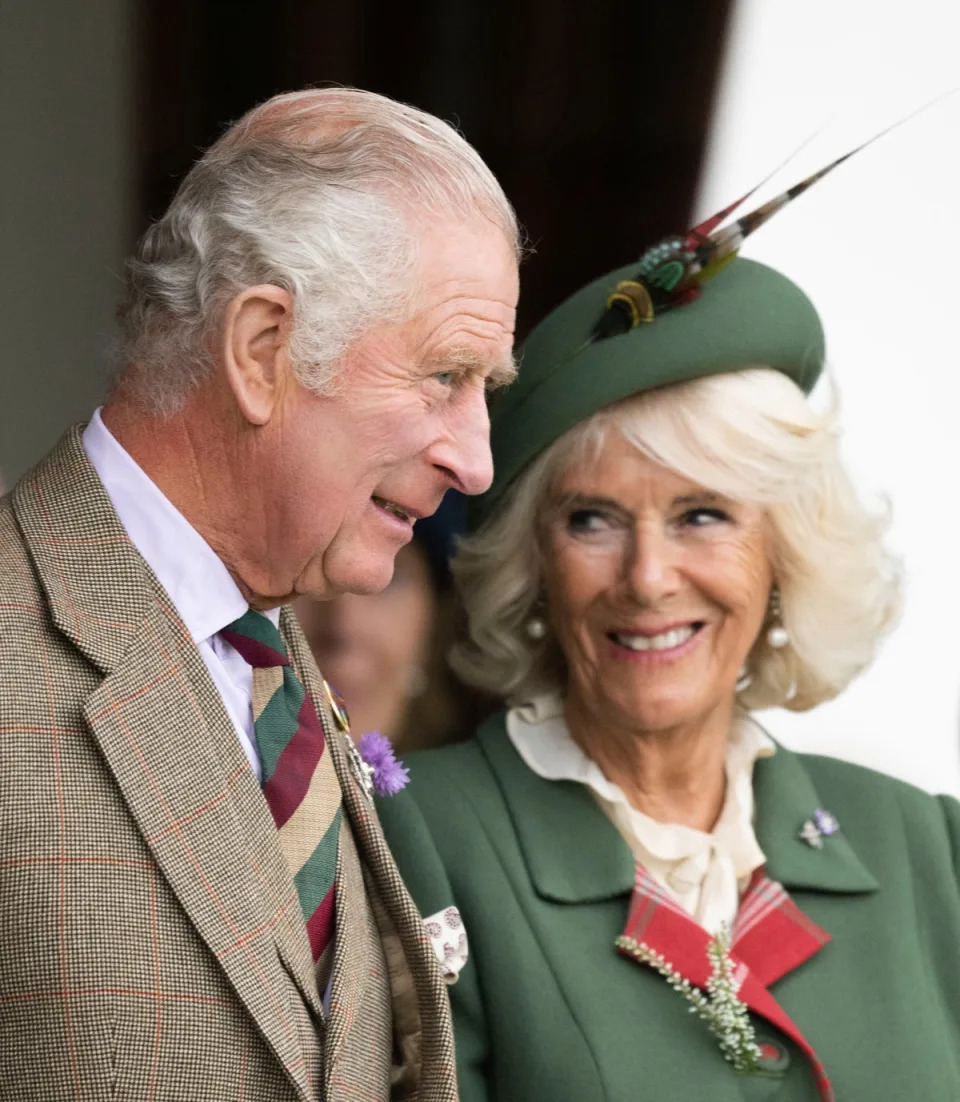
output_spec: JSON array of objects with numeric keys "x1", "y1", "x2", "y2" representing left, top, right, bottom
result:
[
  {"x1": 617, "y1": 743, "x2": 881, "y2": 1102},
  {"x1": 476, "y1": 714, "x2": 636, "y2": 904},
  {"x1": 281, "y1": 609, "x2": 376, "y2": 1078},
  {"x1": 752, "y1": 747, "x2": 879, "y2": 896},
  {"x1": 283, "y1": 607, "x2": 458, "y2": 1099},
  {"x1": 479, "y1": 712, "x2": 878, "y2": 1102},
  {"x1": 732, "y1": 869, "x2": 830, "y2": 987},
  {"x1": 13, "y1": 428, "x2": 318, "y2": 1101},
  {"x1": 620, "y1": 867, "x2": 836, "y2": 1100}
]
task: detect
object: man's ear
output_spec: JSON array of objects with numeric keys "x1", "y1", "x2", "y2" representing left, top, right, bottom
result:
[{"x1": 221, "y1": 285, "x2": 295, "y2": 425}]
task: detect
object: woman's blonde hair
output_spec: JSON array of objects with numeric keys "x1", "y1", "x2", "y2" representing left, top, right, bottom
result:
[{"x1": 451, "y1": 368, "x2": 901, "y2": 712}]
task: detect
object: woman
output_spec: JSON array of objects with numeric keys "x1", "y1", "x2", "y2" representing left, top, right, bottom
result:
[{"x1": 377, "y1": 240, "x2": 960, "y2": 1099}]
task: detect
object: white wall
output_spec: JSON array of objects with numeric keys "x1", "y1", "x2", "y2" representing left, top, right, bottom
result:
[
  {"x1": 699, "y1": 0, "x2": 960, "y2": 794},
  {"x1": 0, "y1": 0, "x2": 135, "y2": 484}
]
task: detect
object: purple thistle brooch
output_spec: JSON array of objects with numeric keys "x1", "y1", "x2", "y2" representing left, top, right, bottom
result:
[
  {"x1": 356, "y1": 732, "x2": 410, "y2": 797},
  {"x1": 799, "y1": 808, "x2": 840, "y2": 849}
]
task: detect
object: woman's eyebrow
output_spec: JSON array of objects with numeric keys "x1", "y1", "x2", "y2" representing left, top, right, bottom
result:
[
  {"x1": 672, "y1": 491, "x2": 721, "y2": 507},
  {"x1": 557, "y1": 493, "x2": 627, "y2": 511}
]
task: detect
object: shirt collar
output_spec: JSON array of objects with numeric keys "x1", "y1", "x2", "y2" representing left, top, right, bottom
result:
[
  {"x1": 505, "y1": 690, "x2": 775, "y2": 863},
  {"x1": 82, "y1": 408, "x2": 278, "y2": 643}
]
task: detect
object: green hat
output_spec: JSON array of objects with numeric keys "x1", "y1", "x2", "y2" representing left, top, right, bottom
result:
[
  {"x1": 475, "y1": 256, "x2": 825, "y2": 527},
  {"x1": 470, "y1": 102, "x2": 945, "y2": 528},
  {"x1": 469, "y1": 114, "x2": 927, "y2": 528}
]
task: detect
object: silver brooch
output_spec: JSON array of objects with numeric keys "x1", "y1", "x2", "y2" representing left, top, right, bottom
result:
[
  {"x1": 344, "y1": 733, "x2": 375, "y2": 800},
  {"x1": 321, "y1": 679, "x2": 373, "y2": 799},
  {"x1": 799, "y1": 808, "x2": 840, "y2": 849}
]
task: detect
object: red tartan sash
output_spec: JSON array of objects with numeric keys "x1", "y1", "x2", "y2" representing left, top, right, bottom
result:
[{"x1": 620, "y1": 866, "x2": 834, "y2": 1101}]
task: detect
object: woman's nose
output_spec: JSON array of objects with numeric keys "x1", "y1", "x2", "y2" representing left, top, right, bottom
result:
[{"x1": 624, "y1": 527, "x2": 681, "y2": 605}]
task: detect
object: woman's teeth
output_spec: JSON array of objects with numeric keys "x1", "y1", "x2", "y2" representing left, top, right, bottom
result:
[{"x1": 612, "y1": 625, "x2": 696, "y2": 652}]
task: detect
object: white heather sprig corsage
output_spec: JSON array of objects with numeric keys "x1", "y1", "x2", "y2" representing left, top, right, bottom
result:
[{"x1": 616, "y1": 924, "x2": 761, "y2": 1074}]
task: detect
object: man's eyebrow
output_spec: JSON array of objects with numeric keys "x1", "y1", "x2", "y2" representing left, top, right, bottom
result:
[
  {"x1": 425, "y1": 348, "x2": 518, "y2": 389},
  {"x1": 487, "y1": 356, "x2": 518, "y2": 389}
]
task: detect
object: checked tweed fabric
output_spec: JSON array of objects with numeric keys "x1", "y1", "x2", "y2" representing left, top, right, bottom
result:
[
  {"x1": 222, "y1": 609, "x2": 342, "y2": 985},
  {"x1": 1, "y1": 427, "x2": 459, "y2": 1100}
]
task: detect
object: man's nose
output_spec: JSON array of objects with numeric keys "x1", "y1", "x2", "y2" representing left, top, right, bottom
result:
[{"x1": 430, "y1": 388, "x2": 494, "y2": 496}]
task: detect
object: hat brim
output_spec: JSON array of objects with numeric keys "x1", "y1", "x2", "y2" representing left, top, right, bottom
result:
[{"x1": 474, "y1": 258, "x2": 824, "y2": 528}]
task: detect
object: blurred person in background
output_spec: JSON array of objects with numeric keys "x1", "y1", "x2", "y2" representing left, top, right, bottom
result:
[
  {"x1": 0, "y1": 86, "x2": 519, "y2": 1100},
  {"x1": 378, "y1": 189, "x2": 960, "y2": 1097},
  {"x1": 295, "y1": 493, "x2": 474, "y2": 753}
]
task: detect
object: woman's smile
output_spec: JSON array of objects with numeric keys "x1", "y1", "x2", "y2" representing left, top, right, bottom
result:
[
  {"x1": 541, "y1": 432, "x2": 772, "y2": 737},
  {"x1": 606, "y1": 620, "x2": 705, "y2": 663}
]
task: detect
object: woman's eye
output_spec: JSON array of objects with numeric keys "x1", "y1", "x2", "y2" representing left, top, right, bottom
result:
[
  {"x1": 567, "y1": 509, "x2": 612, "y2": 533},
  {"x1": 682, "y1": 507, "x2": 730, "y2": 528}
]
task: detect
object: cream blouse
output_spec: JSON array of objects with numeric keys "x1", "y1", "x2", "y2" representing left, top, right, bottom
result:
[{"x1": 505, "y1": 693, "x2": 775, "y2": 935}]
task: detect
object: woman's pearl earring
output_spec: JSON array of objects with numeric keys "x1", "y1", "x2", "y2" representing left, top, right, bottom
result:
[
  {"x1": 766, "y1": 585, "x2": 790, "y2": 649},
  {"x1": 525, "y1": 617, "x2": 547, "y2": 640}
]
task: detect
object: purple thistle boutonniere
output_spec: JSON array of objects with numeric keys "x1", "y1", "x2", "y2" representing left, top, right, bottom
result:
[{"x1": 356, "y1": 732, "x2": 410, "y2": 797}]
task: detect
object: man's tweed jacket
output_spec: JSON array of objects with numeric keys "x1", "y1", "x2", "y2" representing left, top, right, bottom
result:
[{"x1": 0, "y1": 427, "x2": 458, "y2": 1102}]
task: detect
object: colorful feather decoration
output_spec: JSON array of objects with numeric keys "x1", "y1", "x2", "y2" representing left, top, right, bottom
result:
[{"x1": 595, "y1": 90, "x2": 959, "y2": 339}]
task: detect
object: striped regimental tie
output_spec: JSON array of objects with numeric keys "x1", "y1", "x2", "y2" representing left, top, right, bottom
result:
[{"x1": 222, "y1": 609, "x2": 341, "y2": 987}]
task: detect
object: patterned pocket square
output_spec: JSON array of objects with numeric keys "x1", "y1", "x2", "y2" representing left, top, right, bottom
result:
[{"x1": 423, "y1": 906, "x2": 469, "y2": 984}]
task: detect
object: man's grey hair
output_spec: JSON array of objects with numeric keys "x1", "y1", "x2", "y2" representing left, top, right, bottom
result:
[{"x1": 117, "y1": 88, "x2": 520, "y2": 415}]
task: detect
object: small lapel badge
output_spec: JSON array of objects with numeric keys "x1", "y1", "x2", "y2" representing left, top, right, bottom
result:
[
  {"x1": 323, "y1": 680, "x2": 351, "y2": 733},
  {"x1": 322, "y1": 680, "x2": 373, "y2": 798},
  {"x1": 799, "y1": 808, "x2": 840, "y2": 849}
]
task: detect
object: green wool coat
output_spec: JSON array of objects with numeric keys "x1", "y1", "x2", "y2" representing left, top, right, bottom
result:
[{"x1": 378, "y1": 712, "x2": 960, "y2": 1102}]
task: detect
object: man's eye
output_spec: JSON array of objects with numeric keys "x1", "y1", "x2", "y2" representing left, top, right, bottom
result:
[{"x1": 433, "y1": 371, "x2": 455, "y2": 386}]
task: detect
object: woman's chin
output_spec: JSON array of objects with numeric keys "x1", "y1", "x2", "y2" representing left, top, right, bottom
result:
[{"x1": 598, "y1": 687, "x2": 724, "y2": 735}]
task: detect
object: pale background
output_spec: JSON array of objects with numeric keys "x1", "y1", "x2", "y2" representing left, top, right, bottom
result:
[{"x1": 699, "y1": 0, "x2": 960, "y2": 795}]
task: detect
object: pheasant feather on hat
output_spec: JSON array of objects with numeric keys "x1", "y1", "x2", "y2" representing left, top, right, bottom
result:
[
  {"x1": 597, "y1": 97, "x2": 954, "y2": 337},
  {"x1": 475, "y1": 93, "x2": 958, "y2": 529}
]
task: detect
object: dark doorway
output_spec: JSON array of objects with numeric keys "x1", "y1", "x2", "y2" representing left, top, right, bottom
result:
[{"x1": 136, "y1": 0, "x2": 732, "y2": 339}]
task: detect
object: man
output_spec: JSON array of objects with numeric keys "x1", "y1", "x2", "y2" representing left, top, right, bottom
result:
[{"x1": 0, "y1": 88, "x2": 519, "y2": 1100}]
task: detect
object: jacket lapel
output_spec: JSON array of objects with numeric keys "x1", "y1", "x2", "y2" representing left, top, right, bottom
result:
[
  {"x1": 478, "y1": 712, "x2": 875, "y2": 1102},
  {"x1": 617, "y1": 743, "x2": 881, "y2": 1102},
  {"x1": 752, "y1": 747, "x2": 879, "y2": 896},
  {"x1": 732, "y1": 869, "x2": 830, "y2": 987},
  {"x1": 14, "y1": 428, "x2": 318, "y2": 1100},
  {"x1": 620, "y1": 867, "x2": 837, "y2": 1100},
  {"x1": 477, "y1": 714, "x2": 636, "y2": 904},
  {"x1": 281, "y1": 609, "x2": 375, "y2": 1076}
]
